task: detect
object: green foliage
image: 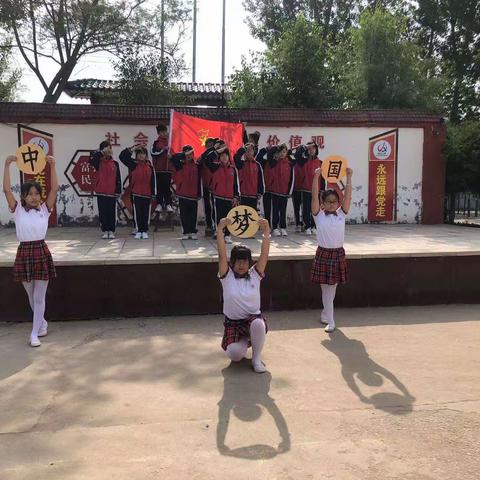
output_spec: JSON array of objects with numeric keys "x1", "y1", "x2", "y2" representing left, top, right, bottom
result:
[
  {"x1": 416, "y1": 0, "x2": 480, "y2": 123},
  {"x1": 114, "y1": 49, "x2": 188, "y2": 106},
  {"x1": 0, "y1": 41, "x2": 20, "y2": 101},
  {"x1": 445, "y1": 121, "x2": 480, "y2": 194},
  {"x1": 230, "y1": 16, "x2": 338, "y2": 108},
  {"x1": 337, "y1": 9, "x2": 444, "y2": 110}
]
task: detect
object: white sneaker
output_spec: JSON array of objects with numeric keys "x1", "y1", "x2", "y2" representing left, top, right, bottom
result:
[
  {"x1": 295, "y1": 225, "x2": 301, "y2": 233},
  {"x1": 29, "y1": 336, "x2": 41, "y2": 347},
  {"x1": 272, "y1": 228, "x2": 281, "y2": 237},
  {"x1": 155, "y1": 204, "x2": 163, "y2": 213},
  {"x1": 108, "y1": 231, "x2": 115, "y2": 239},
  {"x1": 325, "y1": 322, "x2": 336, "y2": 333},
  {"x1": 305, "y1": 228, "x2": 312, "y2": 236},
  {"x1": 166, "y1": 204, "x2": 173, "y2": 213},
  {"x1": 141, "y1": 232, "x2": 149, "y2": 239},
  {"x1": 281, "y1": 228, "x2": 288, "y2": 236},
  {"x1": 225, "y1": 236, "x2": 233, "y2": 244},
  {"x1": 252, "y1": 361, "x2": 267, "y2": 373},
  {"x1": 189, "y1": 233, "x2": 198, "y2": 240},
  {"x1": 101, "y1": 232, "x2": 109, "y2": 239},
  {"x1": 134, "y1": 232, "x2": 142, "y2": 239},
  {"x1": 181, "y1": 234, "x2": 189, "y2": 240},
  {"x1": 38, "y1": 320, "x2": 48, "y2": 337}
]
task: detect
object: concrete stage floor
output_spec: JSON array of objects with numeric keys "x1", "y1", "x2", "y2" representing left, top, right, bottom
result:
[
  {"x1": 1, "y1": 223, "x2": 480, "y2": 266},
  {"x1": 1, "y1": 305, "x2": 479, "y2": 480}
]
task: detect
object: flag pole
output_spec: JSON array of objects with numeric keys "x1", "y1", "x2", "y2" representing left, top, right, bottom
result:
[
  {"x1": 192, "y1": 0, "x2": 197, "y2": 83},
  {"x1": 221, "y1": 0, "x2": 226, "y2": 85}
]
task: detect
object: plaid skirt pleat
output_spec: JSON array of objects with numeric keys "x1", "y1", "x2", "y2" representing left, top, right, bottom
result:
[
  {"x1": 221, "y1": 314, "x2": 268, "y2": 351},
  {"x1": 310, "y1": 246, "x2": 347, "y2": 285},
  {"x1": 13, "y1": 240, "x2": 56, "y2": 282}
]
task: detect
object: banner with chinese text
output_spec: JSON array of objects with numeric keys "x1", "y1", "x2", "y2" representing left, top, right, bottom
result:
[
  {"x1": 169, "y1": 110, "x2": 244, "y2": 155},
  {"x1": 368, "y1": 129, "x2": 398, "y2": 222},
  {"x1": 17, "y1": 124, "x2": 57, "y2": 226}
]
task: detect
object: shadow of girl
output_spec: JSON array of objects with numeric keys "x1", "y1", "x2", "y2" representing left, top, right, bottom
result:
[
  {"x1": 216, "y1": 360, "x2": 291, "y2": 459},
  {"x1": 322, "y1": 330, "x2": 415, "y2": 415}
]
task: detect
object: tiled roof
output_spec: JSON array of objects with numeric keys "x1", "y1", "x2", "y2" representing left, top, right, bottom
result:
[
  {"x1": 0, "y1": 102, "x2": 444, "y2": 126},
  {"x1": 65, "y1": 79, "x2": 228, "y2": 99}
]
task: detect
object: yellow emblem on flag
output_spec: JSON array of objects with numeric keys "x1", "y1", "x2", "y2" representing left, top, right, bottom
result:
[{"x1": 198, "y1": 129, "x2": 210, "y2": 147}]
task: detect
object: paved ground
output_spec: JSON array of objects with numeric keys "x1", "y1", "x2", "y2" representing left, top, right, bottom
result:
[
  {"x1": 1, "y1": 224, "x2": 480, "y2": 266},
  {"x1": 1, "y1": 305, "x2": 479, "y2": 480}
]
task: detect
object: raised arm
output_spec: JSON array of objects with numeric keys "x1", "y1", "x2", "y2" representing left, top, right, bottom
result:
[
  {"x1": 45, "y1": 156, "x2": 59, "y2": 211},
  {"x1": 342, "y1": 168, "x2": 353, "y2": 214},
  {"x1": 311, "y1": 167, "x2": 321, "y2": 216},
  {"x1": 2, "y1": 156, "x2": 17, "y2": 212},
  {"x1": 217, "y1": 217, "x2": 231, "y2": 277},
  {"x1": 119, "y1": 147, "x2": 137, "y2": 170},
  {"x1": 256, "y1": 218, "x2": 270, "y2": 275},
  {"x1": 89, "y1": 150, "x2": 102, "y2": 171},
  {"x1": 169, "y1": 152, "x2": 186, "y2": 172}
]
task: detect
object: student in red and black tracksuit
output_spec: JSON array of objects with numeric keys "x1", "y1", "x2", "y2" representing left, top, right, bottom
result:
[
  {"x1": 234, "y1": 142, "x2": 264, "y2": 210},
  {"x1": 200, "y1": 137, "x2": 217, "y2": 235},
  {"x1": 268, "y1": 144, "x2": 295, "y2": 237},
  {"x1": 151, "y1": 124, "x2": 172, "y2": 213},
  {"x1": 295, "y1": 141, "x2": 324, "y2": 235},
  {"x1": 119, "y1": 146, "x2": 156, "y2": 239},
  {"x1": 89, "y1": 140, "x2": 122, "y2": 239},
  {"x1": 206, "y1": 144, "x2": 240, "y2": 244},
  {"x1": 292, "y1": 159, "x2": 304, "y2": 232},
  {"x1": 170, "y1": 145, "x2": 202, "y2": 240},
  {"x1": 256, "y1": 146, "x2": 273, "y2": 225}
]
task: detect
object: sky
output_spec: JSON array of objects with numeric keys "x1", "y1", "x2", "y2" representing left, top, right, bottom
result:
[{"x1": 14, "y1": 0, "x2": 265, "y2": 104}]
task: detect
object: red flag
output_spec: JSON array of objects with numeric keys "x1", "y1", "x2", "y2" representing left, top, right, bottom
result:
[{"x1": 169, "y1": 110, "x2": 244, "y2": 156}]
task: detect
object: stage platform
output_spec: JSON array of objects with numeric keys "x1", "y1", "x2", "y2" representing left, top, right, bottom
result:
[{"x1": 1, "y1": 224, "x2": 479, "y2": 320}]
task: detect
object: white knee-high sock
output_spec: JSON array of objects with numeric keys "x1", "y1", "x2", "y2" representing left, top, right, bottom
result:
[
  {"x1": 250, "y1": 317, "x2": 266, "y2": 365},
  {"x1": 226, "y1": 337, "x2": 249, "y2": 362},
  {"x1": 22, "y1": 281, "x2": 46, "y2": 326},
  {"x1": 30, "y1": 280, "x2": 49, "y2": 338},
  {"x1": 321, "y1": 284, "x2": 338, "y2": 325}
]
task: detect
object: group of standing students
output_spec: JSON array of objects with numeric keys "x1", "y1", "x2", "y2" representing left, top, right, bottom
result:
[
  {"x1": 85, "y1": 126, "x2": 327, "y2": 242},
  {"x1": 3, "y1": 121, "x2": 353, "y2": 363}
]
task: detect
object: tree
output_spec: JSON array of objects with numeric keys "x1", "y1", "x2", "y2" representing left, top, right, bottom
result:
[
  {"x1": 0, "y1": 40, "x2": 20, "y2": 101},
  {"x1": 445, "y1": 121, "x2": 480, "y2": 194},
  {"x1": 242, "y1": 0, "x2": 411, "y2": 46},
  {"x1": 114, "y1": 49, "x2": 188, "y2": 105},
  {"x1": 230, "y1": 16, "x2": 338, "y2": 108},
  {"x1": 336, "y1": 9, "x2": 444, "y2": 110},
  {"x1": 0, "y1": 0, "x2": 191, "y2": 103},
  {"x1": 416, "y1": 0, "x2": 480, "y2": 122}
]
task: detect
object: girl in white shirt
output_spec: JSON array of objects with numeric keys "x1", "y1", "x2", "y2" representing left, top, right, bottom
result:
[
  {"x1": 217, "y1": 216, "x2": 270, "y2": 373},
  {"x1": 3, "y1": 155, "x2": 59, "y2": 347},
  {"x1": 310, "y1": 167, "x2": 353, "y2": 332}
]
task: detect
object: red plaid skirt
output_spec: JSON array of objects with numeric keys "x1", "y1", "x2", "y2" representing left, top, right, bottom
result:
[
  {"x1": 221, "y1": 314, "x2": 268, "y2": 351},
  {"x1": 13, "y1": 240, "x2": 56, "y2": 283},
  {"x1": 311, "y1": 246, "x2": 347, "y2": 285}
]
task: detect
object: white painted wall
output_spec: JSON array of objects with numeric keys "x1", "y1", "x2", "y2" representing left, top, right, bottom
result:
[{"x1": 0, "y1": 123, "x2": 424, "y2": 226}]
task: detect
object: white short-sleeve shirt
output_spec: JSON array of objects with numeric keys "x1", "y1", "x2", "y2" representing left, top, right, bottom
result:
[
  {"x1": 220, "y1": 266, "x2": 263, "y2": 319},
  {"x1": 313, "y1": 208, "x2": 346, "y2": 248},
  {"x1": 13, "y1": 203, "x2": 50, "y2": 242}
]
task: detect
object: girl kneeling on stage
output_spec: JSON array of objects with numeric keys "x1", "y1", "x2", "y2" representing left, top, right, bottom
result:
[
  {"x1": 3, "y1": 154, "x2": 58, "y2": 347},
  {"x1": 119, "y1": 145, "x2": 156, "y2": 239},
  {"x1": 217, "y1": 217, "x2": 270, "y2": 373},
  {"x1": 310, "y1": 167, "x2": 353, "y2": 333}
]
